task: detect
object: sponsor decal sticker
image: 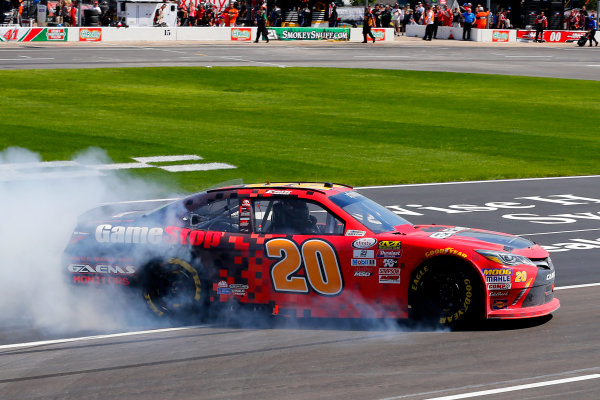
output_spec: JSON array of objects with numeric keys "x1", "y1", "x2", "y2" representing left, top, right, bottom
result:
[
  {"x1": 378, "y1": 240, "x2": 402, "y2": 250},
  {"x1": 425, "y1": 247, "x2": 467, "y2": 258},
  {"x1": 353, "y1": 250, "x2": 374, "y2": 258},
  {"x1": 488, "y1": 283, "x2": 512, "y2": 290},
  {"x1": 73, "y1": 275, "x2": 130, "y2": 285},
  {"x1": 68, "y1": 264, "x2": 136, "y2": 274},
  {"x1": 352, "y1": 238, "x2": 377, "y2": 249},
  {"x1": 546, "y1": 271, "x2": 555, "y2": 280},
  {"x1": 351, "y1": 259, "x2": 377, "y2": 266},
  {"x1": 217, "y1": 287, "x2": 231, "y2": 294},
  {"x1": 376, "y1": 249, "x2": 402, "y2": 258},
  {"x1": 354, "y1": 270, "x2": 372, "y2": 277},
  {"x1": 379, "y1": 268, "x2": 400, "y2": 275},
  {"x1": 345, "y1": 230, "x2": 366, "y2": 237},
  {"x1": 46, "y1": 28, "x2": 67, "y2": 41},
  {"x1": 489, "y1": 291, "x2": 509, "y2": 297},
  {"x1": 268, "y1": 27, "x2": 350, "y2": 41},
  {"x1": 379, "y1": 275, "x2": 401, "y2": 284},
  {"x1": 381, "y1": 259, "x2": 398, "y2": 268},
  {"x1": 483, "y1": 268, "x2": 512, "y2": 283},
  {"x1": 371, "y1": 28, "x2": 386, "y2": 40},
  {"x1": 231, "y1": 27, "x2": 251, "y2": 41},
  {"x1": 491, "y1": 299, "x2": 509, "y2": 310},
  {"x1": 265, "y1": 189, "x2": 291, "y2": 195},
  {"x1": 218, "y1": 280, "x2": 228, "y2": 288}
]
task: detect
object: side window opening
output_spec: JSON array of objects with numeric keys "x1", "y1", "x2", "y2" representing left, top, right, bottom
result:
[
  {"x1": 253, "y1": 199, "x2": 344, "y2": 235},
  {"x1": 187, "y1": 197, "x2": 240, "y2": 233}
]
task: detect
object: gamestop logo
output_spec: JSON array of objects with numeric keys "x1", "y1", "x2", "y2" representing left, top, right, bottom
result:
[
  {"x1": 79, "y1": 28, "x2": 102, "y2": 42},
  {"x1": 231, "y1": 28, "x2": 251, "y2": 41}
]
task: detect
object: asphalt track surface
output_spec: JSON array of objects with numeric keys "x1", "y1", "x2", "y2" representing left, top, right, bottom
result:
[
  {"x1": 1, "y1": 42, "x2": 600, "y2": 399},
  {"x1": 1, "y1": 38, "x2": 600, "y2": 80}
]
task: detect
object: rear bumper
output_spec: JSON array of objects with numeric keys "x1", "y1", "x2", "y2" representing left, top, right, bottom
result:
[{"x1": 487, "y1": 297, "x2": 560, "y2": 319}]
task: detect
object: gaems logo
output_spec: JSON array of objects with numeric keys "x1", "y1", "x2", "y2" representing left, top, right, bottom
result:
[{"x1": 68, "y1": 264, "x2": 136, "y2": 275}]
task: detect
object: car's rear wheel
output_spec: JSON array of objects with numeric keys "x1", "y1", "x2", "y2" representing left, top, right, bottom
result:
[
  {"x1": 142, "y1": 258, "x2": 206, "y2": 322},
  {"x1": 409, "y1": 260, "x2": 482, "y2": 328}
]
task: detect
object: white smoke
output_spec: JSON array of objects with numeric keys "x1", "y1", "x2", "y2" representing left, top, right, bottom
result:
[{"x1": 0, "y1": 147, "x2": 174, "y2": 337}]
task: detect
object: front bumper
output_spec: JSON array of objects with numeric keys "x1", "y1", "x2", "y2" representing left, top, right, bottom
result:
[{"x1": 487, "y1": 297, "x2": 560, "y2": 319}]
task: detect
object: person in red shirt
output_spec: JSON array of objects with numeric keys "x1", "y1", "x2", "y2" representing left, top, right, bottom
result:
[
  {"x1": 534, "y1": 11, "x2": 547, "y2": 42},
  {"x1": 69, "y1": 1, "x2": 77, "y2": 26}
]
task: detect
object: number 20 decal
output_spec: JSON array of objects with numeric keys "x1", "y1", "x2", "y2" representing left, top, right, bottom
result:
[
  {"x1": 515, "y1": 271, "x2": 527, "y2": 282},
  {"x1": 266, "y1": 238, "x2": 343, "y2": 296}
]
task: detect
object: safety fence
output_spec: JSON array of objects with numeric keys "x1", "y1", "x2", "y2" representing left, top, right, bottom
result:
[{"x1": 0, "y1": 26, "x2": 394, "y2": 42}]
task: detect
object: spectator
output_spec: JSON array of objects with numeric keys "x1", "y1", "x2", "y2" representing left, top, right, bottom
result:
[
  {"x1": 414, "y1": 2, "x2": 424, "y2": 24},
  {"x1": 422, "y1": 4, "x2": 434, "y2": 40},
  {"x1": 462, "y1": 6, "x2": 474, "y2": 40},
  {"x1": 373, "y1": 4, "x2": 381, "y2": 27},
  {"x1": 432, "y1": 5, "x2": 439, "y2": 38},
  {"x1": 497, "y1": 10, "x2": 507, "y2": 28},
  {"x1": 475, "y1": 6, "x2": 488, "y2": 29},
  {"x1": 70, "y1": 1, "x2": 77, "y2": 26},
  {"x1": 534, "y1": 11, "x2": 547, "y2": 42},
  {"x1": 54, "y1": 0, "x2": 62, "y2": 24},
  {"x1": 402, "y1": 8, "x2": 414, "y2": 31},
  {"x1": 302, "y1": 5, "x2": 311, "y2": 27},
  {"x1": 588, "y1": 14, "x2": 598, "y2": 46},
  {"x1": 328, "y1": 3, "x2": 337, "y2": 27},
  {"x1": 270, "y1": 5, "x2": 281, "y2": 27},
  {"x1": 392, "y1": 4, "x2": 404, "y2": 36},
  {"x1": 254, "y1": 7, "x2": 268, "y2": 42},
  {"x1": 362, "y1": 7, "x2": 376, "y2": 43},
  {"x1": 452, "y1": 7, "x2": 461, "y2": 27},
  {"x1": 155, "y1": 3, "x2": 167, "y2": 26},
  {"x1": 380, "y1": 4, "x2": 392, "y2": 28},
  {"x1": 441, "y1": 5, "x2": 452, "y2": 26}
]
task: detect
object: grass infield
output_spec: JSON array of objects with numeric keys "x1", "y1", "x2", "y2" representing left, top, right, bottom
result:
[{"x1": 1, "y1": 67, "x2": 599, "y2": 191}]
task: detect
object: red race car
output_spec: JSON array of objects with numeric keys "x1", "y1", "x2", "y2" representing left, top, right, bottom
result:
[{"x1": 63, "y1": 182, "x2": 559, "y2": 326}]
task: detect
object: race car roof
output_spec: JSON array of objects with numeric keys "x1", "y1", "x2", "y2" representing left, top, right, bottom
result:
[{"x1": 207, "y1": 182, "x2": 353, "y2": 195}]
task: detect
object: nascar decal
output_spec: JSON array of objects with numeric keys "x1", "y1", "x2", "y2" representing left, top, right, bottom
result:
[
  {"x1": 353, "y1": 250, "x2": 374, "y2": 258},
  {"x1": 0, "y1": 27, "x2": 68, "y2": 42},
  {"x1": 266, "y1": 238, "x2": 343, "y2": 296},
  {"x1": 345, "y1": 230, "x2": 366, "y2": 237}
]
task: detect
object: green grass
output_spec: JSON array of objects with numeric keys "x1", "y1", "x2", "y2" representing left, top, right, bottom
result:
[{"x1": 1, "y1": 67, "x2": 599, "y2": 192}]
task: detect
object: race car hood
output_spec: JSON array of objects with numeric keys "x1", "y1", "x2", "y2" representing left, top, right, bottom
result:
[{"x1": 413, "y1": 225, "x2": 544, "y2": 256}]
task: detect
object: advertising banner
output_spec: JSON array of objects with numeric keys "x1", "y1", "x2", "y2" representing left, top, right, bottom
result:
[
  {"x1": 516, "y1": 30, "x2": 587, "y2": 42},
  {"x1": 491, "y1": 30, "x2": 509, "y2": 42},
  {"x1": 79, "y1": 28, "x2": 102, "y2": 42},
  {"x1": 231, "y1": 27, "x2": 251, "y2": 41},
  {"x1": 267, "y1": 27, "x2": 351, "y2": 41},
  {"x1": 371, "y1": 28, "x2": 386, "y2": 41},
  {"x1": 0, "y1": 27, "x2": 68, "y2": 42}
]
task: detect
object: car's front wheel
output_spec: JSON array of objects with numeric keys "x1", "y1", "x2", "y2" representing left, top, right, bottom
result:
[{"x1": 409, "y1": 260, "x2": 482, "y2": 328}]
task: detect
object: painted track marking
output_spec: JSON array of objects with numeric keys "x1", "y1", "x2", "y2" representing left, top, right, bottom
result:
[{"x1": 420, "y1": 374, "x2": 600, "y2": 400}]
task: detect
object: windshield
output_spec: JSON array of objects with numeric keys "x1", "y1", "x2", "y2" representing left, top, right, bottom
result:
[{"x1": 329, "y1": 191, "x2": 412, "y2": 234}]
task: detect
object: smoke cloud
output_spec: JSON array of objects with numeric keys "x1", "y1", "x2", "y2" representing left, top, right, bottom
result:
[{"x1": 0, "y1": 147, "x2": 174, "y2": 338}]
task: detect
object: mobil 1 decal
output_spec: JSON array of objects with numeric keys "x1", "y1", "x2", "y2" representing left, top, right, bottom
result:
[{"x1": 265, "y1": 238, "x2": 343, "y2": 296}]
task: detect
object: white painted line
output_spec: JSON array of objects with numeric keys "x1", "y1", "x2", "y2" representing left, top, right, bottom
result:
[
  {"x1": 356, "y1": 175, "x2": 600, "y2": 190},
  {"x1": 588, "y1": 65, "x2": 600, "y2": 67},
  {"x1": 93, "y1": 162, "x2": 149, "y2": 170},
  {"x1": 0, "y1": 160, "x2": 78, "y2": 169},
  {"x1": 133, "y1": 155, "x2": 202, "y2": 163},
  {"x1": 421, "y1": 374, "x2": 600, "y2": 400},
  {"x1": 555, "y1": 282, "x2": 600, "y2": 290},
  {"x1": 354, "y1": 55, "x2": 409, "y2": 58},
  {"x1": 0, "y1": 326, "x2": 203, "y2": 351},
  {"x1": 158, "y1": 162, "x2": 237, "y2": 172},
  {"x1": 0, "y1": 57, "x2": 54, "y2": 61},
  {"x1": 505, "y1": 55, "x2": 553, "y2": 58},
  {"x1": 520, "y1": 228, "x2": 600, "y2": 236},
  {"x1": 219, "y1": 56, "x2": 286, "y2": 68}
]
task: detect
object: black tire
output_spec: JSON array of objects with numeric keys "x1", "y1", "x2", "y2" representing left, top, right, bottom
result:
[
  {"x1": 142, "y1": 257, "x2": 206, "y2": 321},
  {"x1": 409, "y1": 260, "x2": 481, "y2": 327}
]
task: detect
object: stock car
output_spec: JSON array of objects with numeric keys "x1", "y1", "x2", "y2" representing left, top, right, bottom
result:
[{"x1": 63, "y1": 182, "x2": 559, "y2": 326}]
